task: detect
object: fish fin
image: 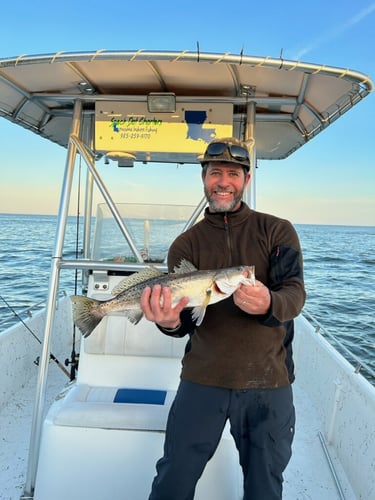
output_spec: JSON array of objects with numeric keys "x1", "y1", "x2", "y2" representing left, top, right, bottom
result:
[
  {"x1": 191, "y1": 288, "x2": 212, "y2": 326},
  {"x1": 124, "y1": 309, "x2": 144, "y2": 325},
  {"x1": 173, "y1": 259, "x2": 197, "y2": 274},
  {"x1": 191, "y1": 305, "x2": 205, "y2": 326},
  {"x1": 111, "y1": 267, "x2": 164, "y2": 295},
  {"x1": 244, "y1": 265, "x2": 256, "y2": 286},
  {"x1": 70, "y1": 296, "x2": 103, "y2": 338}
]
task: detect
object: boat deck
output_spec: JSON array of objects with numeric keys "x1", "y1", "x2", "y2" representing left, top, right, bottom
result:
[
  {"x1": 0, "y1": 362, "x2": 355, "y2": 500},
  {"x1": 0, "y1": 364, "x2": 68, "y2": 500},
  {"x1": 284, "y1": 381, "x2": 355, "y2": 499}
]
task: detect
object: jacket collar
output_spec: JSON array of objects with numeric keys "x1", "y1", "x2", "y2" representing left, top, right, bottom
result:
[{"x1": 204, "y1": 202, "x2": 253, "y2": 227}]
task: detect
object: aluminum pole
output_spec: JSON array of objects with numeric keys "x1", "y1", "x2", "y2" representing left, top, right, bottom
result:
[
  {"x1": 70, "y1": 134, "x2": 144, "y2": 262},
  {"x1": 246, "y1": 101, "x2": 256, "y2": 209},
  {"x1": 22, "y1": 100, "x2": 83, "y2": 498}
]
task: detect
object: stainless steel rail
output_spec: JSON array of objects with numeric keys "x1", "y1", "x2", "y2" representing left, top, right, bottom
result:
[{"x1": 303, "y1": 308, "x2": 375, "y2": 382}]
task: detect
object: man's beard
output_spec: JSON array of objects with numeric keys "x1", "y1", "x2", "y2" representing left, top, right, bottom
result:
[{"x1": 204, "y1": 187, "x2": 243, "y2": 213}]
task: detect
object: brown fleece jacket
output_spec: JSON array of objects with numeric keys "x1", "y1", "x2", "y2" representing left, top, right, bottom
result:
[{"x1": 164, "y1": 202, "x2": 306, "y2": 389}]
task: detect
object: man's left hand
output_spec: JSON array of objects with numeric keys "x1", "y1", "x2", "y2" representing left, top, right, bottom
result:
[{"x1": 233, "y1": 280, "x2": 271, "y2": 315}]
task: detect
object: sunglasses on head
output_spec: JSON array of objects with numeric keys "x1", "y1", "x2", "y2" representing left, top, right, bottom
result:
[{"x1": 206, "y1": 142, "x2": 249, "y2": 162}]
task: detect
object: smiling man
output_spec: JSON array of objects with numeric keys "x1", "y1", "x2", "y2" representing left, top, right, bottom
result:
[
  {"x1": 141, "y1": 137, "x2": 306, "y2": 500},
  {"x1": 202, "y1": 143, "x2": 250, "y2": 212}
]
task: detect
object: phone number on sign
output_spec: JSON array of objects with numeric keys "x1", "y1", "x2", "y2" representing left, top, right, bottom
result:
[{"x1": 120, "y1": 132, "x2": 153, "y2": 139}]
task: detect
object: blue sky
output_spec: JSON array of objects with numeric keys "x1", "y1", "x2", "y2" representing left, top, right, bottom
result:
[{"x1": 0, "y1": 0, "x2": 374, "y2": 225}]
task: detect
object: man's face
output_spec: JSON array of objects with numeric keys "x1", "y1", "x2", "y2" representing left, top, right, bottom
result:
[{"x1": 202, "y1": 162, "x2": 250, "y2": 212}]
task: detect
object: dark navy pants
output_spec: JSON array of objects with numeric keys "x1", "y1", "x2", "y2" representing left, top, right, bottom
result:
[{"x1": 148, "y1": 380, "x2": 295, "y2": 500}]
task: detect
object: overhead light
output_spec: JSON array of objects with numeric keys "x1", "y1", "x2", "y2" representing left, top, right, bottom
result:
[
  {"x1": 239, "y1": 84, "x2": 256, "y2": 97},
  {"x1": 106, "y1": 151, "x2": 136, "y2": 168},
  {"x1": 78, "y1": 81, "x2": 96, "y2": 94},
  {"x1": 147, "y1": 93, "x2": 176, "y2": 113}
]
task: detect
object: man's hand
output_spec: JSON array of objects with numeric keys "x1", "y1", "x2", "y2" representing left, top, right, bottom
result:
[
  {"x1": 233, "y1": 279, "x2": 271, "y2": 315},
  {"x1": 141, "y1": 284, "x2": 189, "y2": 329}
]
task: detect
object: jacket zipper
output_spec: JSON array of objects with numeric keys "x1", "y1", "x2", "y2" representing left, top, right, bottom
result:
[{"x1": 223, "y1": 213, "x2": 233, "y2": 266}]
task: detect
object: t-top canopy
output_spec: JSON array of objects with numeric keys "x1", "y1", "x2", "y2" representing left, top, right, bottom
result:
[{"x1": 0, "y1": 49, "x2": 372, "y2": 161}]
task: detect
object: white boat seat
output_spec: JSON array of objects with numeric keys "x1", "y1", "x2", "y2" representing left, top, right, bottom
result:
[
  {"x1": 70, "y1": 274, "x2": 185, "y2": 411},
  {"x1": 53, "y1": 384, "x2": 176, "y2": 430},
  {"x1": 83, "y1": 314, "x2": 186, "y2": 358},
  {"x1": 82, "y1": 273, "x2": 186, "y2": 359}
]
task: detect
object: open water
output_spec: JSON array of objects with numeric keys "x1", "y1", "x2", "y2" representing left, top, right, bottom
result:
[{"x1": 0, "y1": 213, "x2": 374, "y2": 382}]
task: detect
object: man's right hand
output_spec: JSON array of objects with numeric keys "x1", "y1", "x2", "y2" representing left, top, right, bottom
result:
[{"x1": 140, "y1": 284, "x2": 189, "y2": 329}]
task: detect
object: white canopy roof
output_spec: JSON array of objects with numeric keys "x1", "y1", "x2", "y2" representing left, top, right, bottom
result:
[{"x1": 0, "y1": 49, "x2": 372, "y2": 161}]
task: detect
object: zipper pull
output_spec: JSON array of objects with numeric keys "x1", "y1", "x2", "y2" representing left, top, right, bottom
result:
[{"x1": 224, "y1": 213, "x2": 228, "y2": 228}]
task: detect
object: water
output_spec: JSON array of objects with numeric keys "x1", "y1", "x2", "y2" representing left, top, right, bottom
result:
[
  {"x1": 0, "y1": 214, "x2": 81, "y2": 317},
  {"x1": 296, "y1": 224, "x2": 375, "y2": 379},
  {"x1": 0, "y1": 213, "x2": 374, "y2": 381}
]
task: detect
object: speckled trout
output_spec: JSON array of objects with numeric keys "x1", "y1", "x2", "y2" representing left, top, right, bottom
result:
[{"x1": 71, "y1": 259, "x2": 255, "y2": 337}]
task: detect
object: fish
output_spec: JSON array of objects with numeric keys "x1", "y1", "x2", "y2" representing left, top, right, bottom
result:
[{"x1": 71, "y1": 259, "x2": 255, "y2": 338}]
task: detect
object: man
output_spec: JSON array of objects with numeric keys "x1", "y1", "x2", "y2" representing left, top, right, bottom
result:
[{"x1": 141, "y1": 137, "x2": 306, "y2": 500}]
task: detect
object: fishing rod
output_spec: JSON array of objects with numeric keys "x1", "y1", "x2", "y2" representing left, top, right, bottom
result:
[
  {"x1": 63, "y1": 156, "x2": 82, "y2": 382},
  {"x1": 0, "y1": 295, "x2": 70, "y2": 379}
]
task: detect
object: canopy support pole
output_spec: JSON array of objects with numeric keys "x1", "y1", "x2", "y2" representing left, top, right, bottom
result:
[
  {"x1": 245, "y1": 101, "x2": 256, "y2": 209},
  {"x1": 22, "y1": 100, "x2": 83, "y2": 499}
]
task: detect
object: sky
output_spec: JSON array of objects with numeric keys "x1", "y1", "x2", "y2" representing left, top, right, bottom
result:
[{"x1": 0, "y1": 0, "x2": 374, "y2": 226}]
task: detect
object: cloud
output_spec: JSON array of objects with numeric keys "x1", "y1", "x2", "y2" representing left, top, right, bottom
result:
[{"x1": 292, "y1": 3, "x2": 375, "y2": 59}]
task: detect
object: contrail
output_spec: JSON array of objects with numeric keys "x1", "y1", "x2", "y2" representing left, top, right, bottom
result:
[{"x1": 292, "y1": 3, "x2": 375, "y2": 59}]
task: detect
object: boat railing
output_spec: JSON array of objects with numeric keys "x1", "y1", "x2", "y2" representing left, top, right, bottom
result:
[
  {"x1": 60, "y1": 258, "x2": 168, "y2": 273},
  {"x1": 303, "y1": 308, "x2": 375, "y2": 384}
]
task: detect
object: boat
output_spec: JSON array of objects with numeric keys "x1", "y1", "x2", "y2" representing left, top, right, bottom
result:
[{"x1": 0, "y1": 49, "x2": 374, "y2": 500}]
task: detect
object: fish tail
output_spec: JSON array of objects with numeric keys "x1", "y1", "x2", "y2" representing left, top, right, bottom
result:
[{"x1": 70, "y1": 296, "x2": 103, "y2": 338}]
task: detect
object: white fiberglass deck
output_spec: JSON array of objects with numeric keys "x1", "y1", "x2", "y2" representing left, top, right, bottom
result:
[{"x1": 0, "y1": 352, "x2": 355, "y2": 500}]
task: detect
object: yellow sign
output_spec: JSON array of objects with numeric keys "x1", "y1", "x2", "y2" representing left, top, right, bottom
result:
[{"x1": 95, "y1": 102, "x2": 233, "y2": 154}]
